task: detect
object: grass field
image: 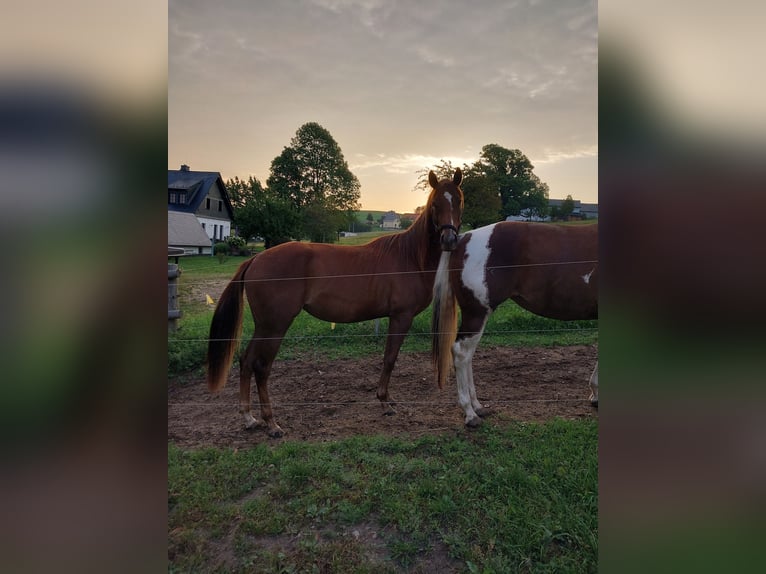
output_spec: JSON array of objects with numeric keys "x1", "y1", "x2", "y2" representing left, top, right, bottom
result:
[
  {"x1": 168, "y1": 231, "x2": 598, "y2": 572},
  {"x1": 169, "y1": 419, "x2": 598, "y2": 572}
]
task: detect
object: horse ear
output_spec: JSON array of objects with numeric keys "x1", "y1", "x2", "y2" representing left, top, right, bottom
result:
[
  {"x1": 428, "y1": 170, "x2": 439, "y2": 189},
  {"x1": 453, "y1": 168, "x2": 462, "y2": 186}
]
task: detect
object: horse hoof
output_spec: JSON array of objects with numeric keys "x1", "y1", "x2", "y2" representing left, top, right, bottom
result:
[
  {"x1": 475, "y1": 407, "x2": 491, "y2": 418},
  {"x1": 590, "y1": 399, "x2": 598, "y2": 408},
  {"x1": 268, "y1": 427, "x2": 284, "y2": 438},
  {"x1": 465, "y1": 416, "x2": 482, "y2": 428},
  {"x1": 382, "y1": 406, "x2": 396, "y2": 416}
]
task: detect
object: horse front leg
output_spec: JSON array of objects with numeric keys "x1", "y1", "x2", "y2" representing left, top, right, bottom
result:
[
  {"x1": 588, "y1": 362, "x2": 598, "y2": 407},
  {"x1": 376, "y1": 314, "x2": 414, "y2": 415},
  {"x1": 453, "y1": 316, "x2": 488, "y2": 427},
  {"x1": 453, "y1": 333, "x2": 483, "y2": 427}
]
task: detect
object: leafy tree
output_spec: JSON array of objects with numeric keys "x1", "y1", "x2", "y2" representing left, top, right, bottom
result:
[
  {"x1": 460, "y1": 163, "x2": 502, "y2": 229},
  {"x1": 472, "y1": 144, "x2": 549, "y2": 219},
  {"x1": 225, "y1": 176, "x2": 300, "y2": 249},
  {"x1": 366, "y1": 212, "x2": 374, "y2": 224},
  {"x1": 412, "y1": 148, "x2": 549, "y2": 228},
  {"x1": 226, "y1": 175, "x2": 265, "y2": 209},
  {"x1": 560, "y1": 194, "x2": 576, "y2": 219},
  {"x1": 267, "y1": 122, "x2": 361, "y2": 241},
  {"x1": 413, "y1": 159, "x2": 458, "y2": 193}
]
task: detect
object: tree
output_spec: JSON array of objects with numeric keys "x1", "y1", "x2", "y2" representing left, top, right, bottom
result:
[
  {"x1": 560, "y1": 194, "x2": 575, "y2": 220},
  {"x1": 366, "y1": 212, "x2": 374, "y2": 224},
  {"x1": 472, "y1": 144, "x2": 549, "y2": 220},
  {"x1": 413, "y1": 159, "x2": 458, "y2": 193},
  {"x1": 226, "y1": 175, "x2": 265, "y2": 210},
  {"x1": 460, "y1": 163, "x2": 502, "y2": 230},
  {"x1": 267, "y1": 122, "x2": 361, "y2": 241},
  {"x1": 225, "y1": 176, "x2": 300, "y2": 249}
]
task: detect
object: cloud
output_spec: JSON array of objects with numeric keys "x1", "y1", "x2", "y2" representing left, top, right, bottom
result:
[
  {"x1": 533, "y1": 145, "x2": 598, "y2": 165},
  {"x1": 351, "y1": 152, "x2": 475, "y2": 174}
]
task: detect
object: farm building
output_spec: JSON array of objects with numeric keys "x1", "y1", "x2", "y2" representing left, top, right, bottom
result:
[
  {"x1": 168, "y1": 211, "x2": 213, "y2": 255},
  {"x1": 381, "y1": 211, "x2": 401, "y2": 229},
  {"x1": 168, "y1": 164, "x2": 235, "y2": 242}
]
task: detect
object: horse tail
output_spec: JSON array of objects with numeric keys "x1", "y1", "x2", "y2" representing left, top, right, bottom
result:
[
  {"x1": 431, "y1": 251, "x2": 457, "y2": 389},
  {"x1": 206, "y1": 257, "x2": 253, "y2": 393}
]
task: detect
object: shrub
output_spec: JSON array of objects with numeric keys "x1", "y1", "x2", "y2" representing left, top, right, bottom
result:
[
  {"x1": 224, "y1": 235, "x2": 246, "y2": 254},
  {"x1": 214, "y1": 241, "x2": 229, "y2": 263}
]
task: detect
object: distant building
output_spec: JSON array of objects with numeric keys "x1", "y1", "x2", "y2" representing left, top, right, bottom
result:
[
  {"x1": 505, "y1": 197, "x2": 598, "y2": 222},
  {"x1": 580, "y1": 202, "x2": 598, "y2": 219},
  {"x1": 381, "y1": 210, "x2": 401, "y2": 229}
]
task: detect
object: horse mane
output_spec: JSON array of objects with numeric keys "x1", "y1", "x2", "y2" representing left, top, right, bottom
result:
[{"x1": 383, "y1": 185, "x2": 436, "y2": 271}]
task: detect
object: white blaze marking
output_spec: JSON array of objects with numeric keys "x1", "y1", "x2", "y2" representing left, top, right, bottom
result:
[
  {"x1": 582, "y1": 268, "x2": 594, "y2": 284},
  {"x1": 443, "y1": 191, "x2": 454, "y2": 226},
  {"x1": 461, "y1": 223, "x2": 497, "y2": 308}
]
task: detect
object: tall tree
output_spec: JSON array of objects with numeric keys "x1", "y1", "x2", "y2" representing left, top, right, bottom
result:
[
  {"x1": 472, "y1": 144, "x2": 549, "y2": 219},
  {"x1": 267, "y1": 122, "x2": 361, "y2": 241}
]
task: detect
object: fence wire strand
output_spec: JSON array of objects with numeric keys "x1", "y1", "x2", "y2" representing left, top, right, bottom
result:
[{"x1": 176, "y1": 259, "x2": 598, "y2": 287}]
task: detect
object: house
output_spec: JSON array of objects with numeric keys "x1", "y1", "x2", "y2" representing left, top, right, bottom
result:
[
  {"x1": 381, "y1": 211, "x2": 401, "y2": 229},
  {"x1": 581, "y1": 202, "x2": 598, "y2": 219},
  {"x1": 168, "y1": 211, "x2": 214, "y2": 255},
  {"x1": 168, "y1": 164, "x2": 235, "y2": 242}
]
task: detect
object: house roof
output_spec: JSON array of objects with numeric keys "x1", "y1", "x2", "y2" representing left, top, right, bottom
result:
[
  {"x1": 168, "y1": 211, "x2": 212, "y2": 248},
  {"x1": 168, "y1": 166, "x2": 235, "y2": 219},
  {"x1": 381, "y1": 211, "x2": 400, "y2": 222}
]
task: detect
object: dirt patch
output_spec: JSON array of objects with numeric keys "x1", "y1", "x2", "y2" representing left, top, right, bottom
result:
[{"x1": 168, "y1": 345, "x2": 597, "y2": 448}]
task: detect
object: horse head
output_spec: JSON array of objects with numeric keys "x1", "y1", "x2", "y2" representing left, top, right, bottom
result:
[{"x1": 428, "y1": 168, "x2": 464, "y2": 251}]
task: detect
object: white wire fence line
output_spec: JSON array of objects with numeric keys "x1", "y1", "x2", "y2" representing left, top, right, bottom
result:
[
  {"x1": 176, "y1": 259, "x2": 599, "y2": 286},
  {"x1": 168, "y1": 326, "x2": 598, "y2": 344}
]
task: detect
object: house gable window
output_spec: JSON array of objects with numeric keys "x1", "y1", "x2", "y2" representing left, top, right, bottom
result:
[
  {"x1": 206, "y1": 197, "x2": 211, "y2": 210},
  {"x1": 218, "y1": 200, "x2": 222, "y2": 212}
]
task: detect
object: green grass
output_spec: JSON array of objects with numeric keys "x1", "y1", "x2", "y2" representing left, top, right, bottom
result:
[
  {"x1": 168, "y1": 418, "x2": 598, "y2": 572},
  {"x1": 168, "y1": 251, "x2": 597, "y2": 376}
]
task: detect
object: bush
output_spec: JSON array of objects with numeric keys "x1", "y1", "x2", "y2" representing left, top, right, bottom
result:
[
  {"x1": 224, "y1": 235, "x2": 246, "y2": 254},
  {"x1": 214, "y1": 241, "x2": 229, "y2": 263}
]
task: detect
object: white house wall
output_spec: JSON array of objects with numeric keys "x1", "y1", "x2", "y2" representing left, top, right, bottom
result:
[{"x1": 196, "y1": 216, "x2": 231, "y2": 241}]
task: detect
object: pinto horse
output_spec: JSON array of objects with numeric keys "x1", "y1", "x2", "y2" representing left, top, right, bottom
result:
[
  {"x1": 431, "y1": 221, "x2": 598, "y2": 427},
  {"x1": 207, "y1": 169, "x2": 464, "y2": 437}
]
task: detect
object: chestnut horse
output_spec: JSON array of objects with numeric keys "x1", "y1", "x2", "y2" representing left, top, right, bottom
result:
[
  {"x1": 207, "y1": 169, "x2": 464, "y2": 437},
  {"x1": 431, "y1": 221, "x2": 598, "y2": 427}
]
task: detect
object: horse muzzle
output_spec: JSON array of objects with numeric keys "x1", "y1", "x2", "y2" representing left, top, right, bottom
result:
[{"x1": 439, "y1": 224, "x2": 459, "y2": 251}]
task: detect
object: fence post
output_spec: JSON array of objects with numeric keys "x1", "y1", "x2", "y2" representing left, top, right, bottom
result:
[{"x1": 168, "y1": 263, "x2": 182, "y2": 331}]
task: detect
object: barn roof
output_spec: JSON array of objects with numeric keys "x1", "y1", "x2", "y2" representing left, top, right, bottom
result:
[{"x1": 168, "y1": 211, "x2": 211, "y2": 248}]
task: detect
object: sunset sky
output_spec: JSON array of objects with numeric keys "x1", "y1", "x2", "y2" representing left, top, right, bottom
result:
[{"x1": 169, "y1": 0, "x2": 597, "y2": 213}]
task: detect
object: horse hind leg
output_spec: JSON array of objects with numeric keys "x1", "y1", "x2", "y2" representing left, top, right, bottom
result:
[
  {"x1": 239, "y1": 339, "x2": 260, "y2": 430},
  {"x1": 240, "y1": 334, "x2": 285, "y2": 437}
]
